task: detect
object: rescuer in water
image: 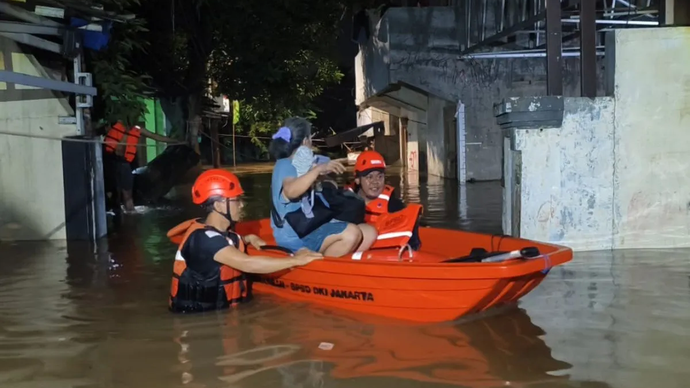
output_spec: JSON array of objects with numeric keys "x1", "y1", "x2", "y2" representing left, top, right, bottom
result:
[
  {"x1": 347, "y1": 150, "x2": 421, "y2": 250},
  {"x1": 102, "y1": 120, "x2": 178, "y2": 213},
  {"x1": 169, "y1": 169, "x2": 323, "y2": 313}
]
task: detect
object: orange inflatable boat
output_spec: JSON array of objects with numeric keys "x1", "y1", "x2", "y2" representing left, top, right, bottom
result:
[{"x1": 167, "y1": 214, "x2": 572, "y2": 323}]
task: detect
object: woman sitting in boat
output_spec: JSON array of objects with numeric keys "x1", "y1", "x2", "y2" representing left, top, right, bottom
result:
[
  {"x1": 169, "y1": 169, "x2": 323, "y2": 313},
  {"x1": 346, "y1": 150, "x2": 422, "y2": 250},
  {"x1": 269, "y1": 117, "x2": 378, "y2": 257}
]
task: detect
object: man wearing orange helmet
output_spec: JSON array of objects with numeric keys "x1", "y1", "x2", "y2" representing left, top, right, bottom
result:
[
  {"x1": 168, "y1": 169, "x2": 323, "y2": 313},
  {"x1": 348, "y1": 150, "x2": 421, "y2": 250}
]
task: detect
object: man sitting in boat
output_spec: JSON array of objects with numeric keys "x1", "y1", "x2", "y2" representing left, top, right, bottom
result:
[
  {"x1": 347, "y1": 150, "x2": 422, "y2": 250},
  {"x1": 168, "y1": 169, "x2": 323, "y2": 313}
]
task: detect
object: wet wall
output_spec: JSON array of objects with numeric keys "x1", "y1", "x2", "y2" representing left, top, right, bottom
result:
[
  {"x1": 502, "y1": 27, "x2": 690, "y2": 251},
  {"x1": 0, "y1": 37, "x2": 79, "y2": 241}
]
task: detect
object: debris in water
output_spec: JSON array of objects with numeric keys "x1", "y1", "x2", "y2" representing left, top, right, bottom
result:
[{"x1": 318, "y1": 342, "x2": 334, "y2": 351}]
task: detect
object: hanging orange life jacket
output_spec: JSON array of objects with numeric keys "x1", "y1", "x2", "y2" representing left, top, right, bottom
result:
[
  {"x1": 169, "y1": 219, "x2": 251, "y2": 313},
  {"x1": 104, "y1": 122, "x2": 141, "y2": 163}
]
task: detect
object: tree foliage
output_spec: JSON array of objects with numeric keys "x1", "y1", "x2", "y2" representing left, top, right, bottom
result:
[
  {"x1": 137, "y1": 0, "x2": 346, "y2": 134},
  {"x1": 87, "y1": 0, "x2": 350, "y2": 145},
  {"x1": 87, "y1": 0, "x2": 152, "y2": 127}
]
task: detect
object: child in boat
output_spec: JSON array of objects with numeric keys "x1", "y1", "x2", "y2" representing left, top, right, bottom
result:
[
  {"x1": 347, "y1": 150, "x2": 422, "y2": 250},
  {"x1": 168, "y1": 169, "x2": 323, "y2": 314}
]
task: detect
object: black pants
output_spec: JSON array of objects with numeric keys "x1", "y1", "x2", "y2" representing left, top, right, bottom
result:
[{"x1": 104, "y1": 154, "x2": 133, "y2": 194}]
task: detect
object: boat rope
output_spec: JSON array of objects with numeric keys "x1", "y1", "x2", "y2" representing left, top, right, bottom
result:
[
  {"x1": 0, "y1": 129, "x2": 186, "y2": 147},
  {"x1": 542, "y1": 254, "x2": 552, "y2": 274},
  {"x1": 490, "y1": 234, "x2": 509, "y2": 251}
]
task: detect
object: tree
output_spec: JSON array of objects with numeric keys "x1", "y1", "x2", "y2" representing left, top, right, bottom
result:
[
  {"x1": 87, "y1": 0, "x2": 152, "y2": 128},
  {"x1": 128, "y1": 0, "x2": 347, "y2": 149}
]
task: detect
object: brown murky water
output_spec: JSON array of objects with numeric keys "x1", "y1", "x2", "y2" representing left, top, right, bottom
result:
[{"x1": 1, "y1": 166, "x2": 689, "y2": 388}]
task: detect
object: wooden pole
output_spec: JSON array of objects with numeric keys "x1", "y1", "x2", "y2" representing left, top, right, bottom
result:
[
  {"x1": 231, "y1": 101, "x2": 236, "y2": 167},
  {"x1": 210, "y1": 119, "x2": 220, "y2": 168}
]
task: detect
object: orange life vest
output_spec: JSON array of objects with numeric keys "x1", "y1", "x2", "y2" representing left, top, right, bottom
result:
[
  {"x1": 169, "y1": 219, "x2": 251, "y2": 313},
  {"x1": 104, "y1": 122, "x2": 141, "y2": 163},
  {"x1": 345, "y1": 184, "x2": 422, "y2": 249},
  {"x1": 369, "y1": 204, "x2": 422, "y2": 249},
  {"x1": 364, "y1": 185, "x2": 395, "y2": 223}
]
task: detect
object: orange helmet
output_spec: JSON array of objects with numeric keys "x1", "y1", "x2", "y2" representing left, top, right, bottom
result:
[
  {"x1": 191, "y1": 169, "x2": 244, "y2": 205},
  {"x1": 354, "y1": 150, "x2": 386, "y2": 175}
]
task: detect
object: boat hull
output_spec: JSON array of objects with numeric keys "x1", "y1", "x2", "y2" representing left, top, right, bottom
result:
[{"x1": 169, "y1": 219, "x2": 572, "y2": 322}]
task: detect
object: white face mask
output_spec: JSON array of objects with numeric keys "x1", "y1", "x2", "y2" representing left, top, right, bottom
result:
[{"x1": 292, "y1": 145, "x2": 315, "y2": 177}]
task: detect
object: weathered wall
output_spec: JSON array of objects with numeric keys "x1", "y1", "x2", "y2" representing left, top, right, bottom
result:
[
  {"x1": 354, "y1": 11, "x2": 390, "y2": 106},
  {"x1": 610, "y1": 27, "x2": 690, "y2": 249},
  {"x1": 355, "y1": 7, "x2": 606, "y2": 181},
  {"x1": 0, "y1": 38, "x2": 78, "y2": 241},
  {"x1": 512, "y1": 97, "x2": 616, "y2": 251},
  {"x1": 426, "y1": 95, "x2": 447, "y2": 177},
  {"x1": 504, "y1": 27, "x2": 690, "y2": 251},
  {"x1": 401, "y1": 107, "x2": 424, "y2": 172}
]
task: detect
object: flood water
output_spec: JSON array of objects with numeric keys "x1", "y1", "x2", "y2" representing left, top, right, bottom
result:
[{"x1": 1, "y1": 165, "x2": 689, "y2": 388}]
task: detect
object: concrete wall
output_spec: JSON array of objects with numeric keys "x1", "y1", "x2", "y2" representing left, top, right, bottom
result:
[
  {"x1": 504, "y1": 27, "x2": 690, "y2": 251},
  {"x1": 426, "y1": 95, "x2": 447, "y2": 178},
  {"x1": 355, "y1": 7, "x2": 606, "y2": 181},
  {"x1": 511, "y1": 97, "x2": 616, "y2": 251},
  {"x1": 401, "y1": 108, "x2": 424, "y2": 172},
  {"x1": 610, "y1": 27, "x2": 690, "y2": 249},
  {"x1": 354, "y1": 13, "x2": 390, "y2": 106},
  {"x1": 0, "y1": 38, "x2": 78, "y2": 241}
]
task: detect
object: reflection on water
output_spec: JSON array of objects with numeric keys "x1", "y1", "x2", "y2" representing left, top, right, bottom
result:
[{"x1": 0, "y1": 166, "x2": 688, "y2": 388}]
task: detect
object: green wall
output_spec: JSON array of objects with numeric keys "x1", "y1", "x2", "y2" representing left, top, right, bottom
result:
[{"x1": 141, "y1": 98, "x2": 167, "y2": 163}]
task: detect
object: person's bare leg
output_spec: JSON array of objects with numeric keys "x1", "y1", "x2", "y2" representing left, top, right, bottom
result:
[
  {"x1": 319, "y1": 224, "x2": 362, "y2": 257},
  {"x1": 356, "y1": 224, "x2": 377, "y2": 251},
  {"x1": 122, "y1": 189, "x2": 135, "y2": 212}
]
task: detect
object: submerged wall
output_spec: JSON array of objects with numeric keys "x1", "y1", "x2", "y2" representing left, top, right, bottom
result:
[
  {"x1": 502, "y1": 27, "x2": 690, "y2": 251},
  {"x1": 0, "y1": 37, "x2": 78, "y2": 241}
]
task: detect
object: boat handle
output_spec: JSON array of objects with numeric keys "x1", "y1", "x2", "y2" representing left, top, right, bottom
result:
[
  {"x1": 258, "y1": 245, "x2": 295, "y2": 256},
  {"x1": 397, "y1": 244, "x2": 413, "y2": 262}
]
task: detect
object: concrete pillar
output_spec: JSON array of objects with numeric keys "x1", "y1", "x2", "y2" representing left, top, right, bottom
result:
[
  {"x1": 496, "y1": 27, "x2": 690, "y2": 252},
  {"x1": 663, "y1": 0, "x2": 690, "y2": 25}
]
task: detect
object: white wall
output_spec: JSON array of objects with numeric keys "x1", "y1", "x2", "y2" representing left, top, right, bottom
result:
[
  {"x1": 506, "y1": 27, "x2": 690, "y2": 251},
  {"x1": 0, "y1": 38, "x2": 78, "y2": 241},
  {"x1": 513, "y1": 98, "x2": 616, "y2": 250},
  {"x1": 610, "y1": 27, "x2": 690, "y2": 249}
]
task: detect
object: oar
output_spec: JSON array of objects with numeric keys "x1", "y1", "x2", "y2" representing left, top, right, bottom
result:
[
  {"x1": 479, "y1": 247, "x2": 541, "y2": 263},
  {"x1": 443, "y1": 246, "x2": 541, "y2": 263}
]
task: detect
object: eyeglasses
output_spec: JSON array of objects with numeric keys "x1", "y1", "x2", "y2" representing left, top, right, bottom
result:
[{"x1": 362, "y1": 172, "x2": 385, "y2": 182}]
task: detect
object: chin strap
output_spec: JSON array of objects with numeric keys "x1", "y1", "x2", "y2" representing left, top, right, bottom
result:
[{"x1": 214, "y1": 198, "x2": 235, "y2": 230}]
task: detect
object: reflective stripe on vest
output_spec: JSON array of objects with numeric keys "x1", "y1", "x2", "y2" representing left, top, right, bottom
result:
[
  {"x1": 169, "y1": 220, "x2": 250, "y2": 313},
  {"x1": 104, "y1": 123, "x2": 141, "y2": 163}
]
